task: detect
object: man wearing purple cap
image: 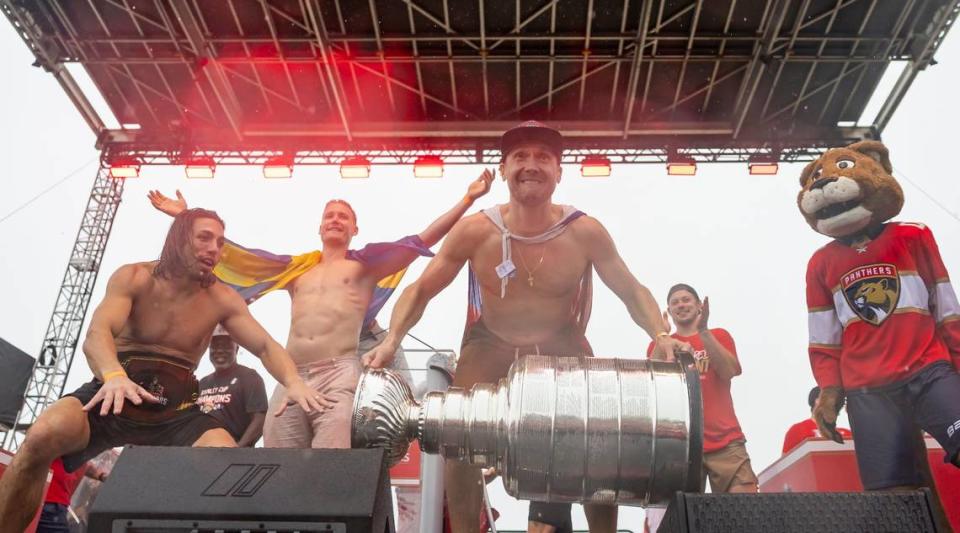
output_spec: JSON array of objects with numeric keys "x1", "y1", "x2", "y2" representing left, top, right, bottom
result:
[{"x1": 364, "y1": 121, "x2": 687, "y2": 533}]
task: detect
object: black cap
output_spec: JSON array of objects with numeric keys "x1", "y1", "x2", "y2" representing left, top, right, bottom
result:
[
  {"x1": 500, "y1": 120, "x2": 563, "y2": 159},
  {"x1": 667, "y1": 283, "x2": 700, "y2": 302}
]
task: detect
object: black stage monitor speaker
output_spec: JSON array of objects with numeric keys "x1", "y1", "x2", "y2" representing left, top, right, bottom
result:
[
  {"x1": 0, "y1": 337, "x2": 35, "y2": 428},
  {"x1": 659, "y1": 490, "x2": 942, "y2": 533},
  {"x1": 88, "y1": 446, "x2": 394, "y2": 533}
]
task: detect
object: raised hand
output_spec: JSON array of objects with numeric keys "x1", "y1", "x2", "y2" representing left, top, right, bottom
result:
[
  {"x1": 466, "y1": 168, "x2": 495, "y2": 202},
  {"x1": 661, "y1": 310, "x2": 672, "y2": 334},
  {"x1": 695, "y1": 296, "x2": 710, "y2": 332},
  {"x1": 147, "y1": 189, "x2": 187, "y2": 217}
]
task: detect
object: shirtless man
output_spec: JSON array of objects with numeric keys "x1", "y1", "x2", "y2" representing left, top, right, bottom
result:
[
  {"x1": 148, "y1": 173, "x2": 491, "y2": 448},
  {"x1": 0, "y1": 208, "x2": 325, "y2": 533},
  {"x1": 363, "y1": 121, "x2": 687, "y2": 533}
]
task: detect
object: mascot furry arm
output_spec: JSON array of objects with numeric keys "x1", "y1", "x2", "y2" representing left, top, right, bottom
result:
[{"x1": 798, "y1": 141, "x2": 960, "y2": 442}]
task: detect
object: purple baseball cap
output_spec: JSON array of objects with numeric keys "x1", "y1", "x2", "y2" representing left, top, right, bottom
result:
[{"x1": 500, "y1": 120, "x2": 563, "y2": 159}]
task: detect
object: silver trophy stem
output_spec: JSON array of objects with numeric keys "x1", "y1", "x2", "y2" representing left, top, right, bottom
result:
[{"x1": 352, "y1": 355, "x2": 702, "y2": 507}]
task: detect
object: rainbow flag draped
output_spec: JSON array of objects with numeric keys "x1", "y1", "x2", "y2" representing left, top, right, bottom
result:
[{"x1": 214, "y1": 235, "x2": 432, "y2": 328}]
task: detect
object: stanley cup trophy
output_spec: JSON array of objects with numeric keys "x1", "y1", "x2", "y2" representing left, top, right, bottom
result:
[{"x1": 352, "y1": 354, "x2": 702, "y2": 507}]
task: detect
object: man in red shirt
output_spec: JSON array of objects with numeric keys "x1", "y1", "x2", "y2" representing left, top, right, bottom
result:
[
  {"x1": 647, "y1": 284, "x2": 758, "y2": 493},
  {"x1": 782, "y1": 387, "x2": 852, "y2": 454},
  {"x1": 38, "y1": 458, "x2": 106, "y2": 533}
]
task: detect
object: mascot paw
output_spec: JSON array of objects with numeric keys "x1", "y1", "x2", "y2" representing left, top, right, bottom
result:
[{"x1": 813, "y1": 386, "x2": 845, "y2": 444}]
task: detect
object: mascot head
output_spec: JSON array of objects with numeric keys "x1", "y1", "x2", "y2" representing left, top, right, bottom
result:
[{"x1": 797, "y1": 141, "x2": 903, "y2": 238}]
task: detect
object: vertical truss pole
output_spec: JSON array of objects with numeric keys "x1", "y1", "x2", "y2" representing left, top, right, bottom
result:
[{"x1": 2, "y1": 165, "x2": 124, "y2": 451}]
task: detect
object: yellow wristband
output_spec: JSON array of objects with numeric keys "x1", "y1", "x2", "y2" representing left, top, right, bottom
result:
[
  {"x1": 102, "y1": 370, "x2": 127, "y2": 382},
  {"x1": 463, "y1": 194, "x2": 474, "y2": 204},
  {"x1": 656, "y1": 332, "x2": 670, "y2": 340}
]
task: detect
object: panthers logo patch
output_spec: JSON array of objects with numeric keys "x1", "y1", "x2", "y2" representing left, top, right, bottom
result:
[{"x1": 841, "y1": 263, "x2": 900, "y2": 326}]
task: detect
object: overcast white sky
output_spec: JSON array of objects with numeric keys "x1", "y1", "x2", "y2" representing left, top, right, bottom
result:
[{"x1": 2, "y1": 16, "x2": 959, "y2": 531}]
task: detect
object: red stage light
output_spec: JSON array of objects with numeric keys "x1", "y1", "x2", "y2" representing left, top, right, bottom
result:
[
  {"x1": 413, "y1": 156, "x2": 444, "y2": 178},
  {"x1": 185, "y1": 157, "x2": 216, "y2": 179},
  {"x1": 108, "y1": 159, "x2": 140, "y2": 179},
  {"x1": 263, "y1": 156, "x2": 294, "y2": 179},
  {"x1": 749, "y1": 162, "x2": 779, "y2": 175},
  {"x1": 666, "y1": 158, "x2": 697, "y2": 176},
  {"x1": 748, "y1": 155, "x2": 779, "y2": 175},
  {"x1": 580, "y1": 156, "x2": 612, "y2": 177},
  {"x1": 340, "y1": 157, "x2": 371, "y2": 179}
]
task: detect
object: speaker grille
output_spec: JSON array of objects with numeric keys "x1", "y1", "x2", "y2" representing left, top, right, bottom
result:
[{"x1": 660, "y1": 490, "x2": 939, "y2": 533}]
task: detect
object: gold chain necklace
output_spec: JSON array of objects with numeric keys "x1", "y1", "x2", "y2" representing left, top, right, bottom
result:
[{"x1": 516, "y1": 243, "x2": 546, "y2": 287}]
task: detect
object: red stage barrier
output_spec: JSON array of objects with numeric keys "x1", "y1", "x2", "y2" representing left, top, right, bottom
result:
[
  {"x1": 389, "y1": 440, "x2": 422, "y2": 487},
  {"x1": 759, "y1": 436, "x2": 960, "y2": 531},
  {"x1": 0, "y1": 449, "x2": 53, "y2": 533}
]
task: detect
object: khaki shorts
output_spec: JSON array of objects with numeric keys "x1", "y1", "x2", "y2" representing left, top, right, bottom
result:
[
  {"x1": 702, "y1": 440, "x2": 758, "y2": 493},
  {"x1": 263, "y1": 357, "x2": 361, "y2": 449}
]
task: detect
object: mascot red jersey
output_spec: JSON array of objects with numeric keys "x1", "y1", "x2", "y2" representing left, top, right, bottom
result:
[{"x1": 799, "y1": 141, "x2": 960, "y2": 495}]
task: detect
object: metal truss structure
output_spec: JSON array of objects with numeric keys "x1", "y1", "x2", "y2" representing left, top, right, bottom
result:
[
  {"x1": 2, "y1": 0, "x2": 958, "y2": 449},
  {"x1": 5, "y1": 0, "x2": 960, "y2": 163},
  {"x1": 101, "y1": 142, "x2": 860, "y2": 166},
  {"x1": 0, "y1": 167, "x2": 124, "y2": 450}
]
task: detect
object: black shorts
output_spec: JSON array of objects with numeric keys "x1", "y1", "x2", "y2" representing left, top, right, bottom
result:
[
  {"x1": 846, "y1": 361, "x2": 960, "y2": 489},
  {"x1": 61, "y1": 379, "x2": 223, "y2": 472}
]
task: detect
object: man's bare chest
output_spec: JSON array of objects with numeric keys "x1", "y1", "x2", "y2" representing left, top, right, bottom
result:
[
  {"x1": 125, "y1": 287, "x2": 219, "y2": 348},
  {"x1": 292, "y1": 260, "x2": 370, "y2": 297},
  {"x1": 470, "y1": 232, "x2": 590, "y2": 297}
]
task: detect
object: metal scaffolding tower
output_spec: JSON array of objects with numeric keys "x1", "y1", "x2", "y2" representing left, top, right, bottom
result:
[{"x1": 1, "y1": 166, "x2": 124, "y2": 451}]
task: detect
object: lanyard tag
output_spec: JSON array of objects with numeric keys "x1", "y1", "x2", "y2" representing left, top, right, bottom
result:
[{"x1": 495, "y1": 259, "x2": 517, "y2": 280}]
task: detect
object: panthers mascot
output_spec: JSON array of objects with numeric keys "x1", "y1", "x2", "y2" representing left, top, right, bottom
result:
[{"x1": 799, "y1": 141, "x2": 960, "y2": 507}]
